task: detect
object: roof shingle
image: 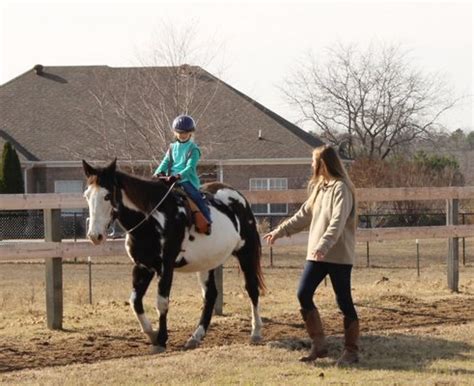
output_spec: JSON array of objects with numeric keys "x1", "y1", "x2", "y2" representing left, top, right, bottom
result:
[{"x1": 0, "y1": 65, "x2": 324, "y2": 162}]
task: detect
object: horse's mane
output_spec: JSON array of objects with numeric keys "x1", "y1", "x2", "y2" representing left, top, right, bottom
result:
[{"x1": 116, "y1": 170, "x2": 171, "y2": 212}]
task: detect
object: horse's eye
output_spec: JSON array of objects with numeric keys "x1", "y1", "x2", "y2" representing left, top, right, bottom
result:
[{"x1": 104, "y1": 193, "x2": 112, "y2": 201}]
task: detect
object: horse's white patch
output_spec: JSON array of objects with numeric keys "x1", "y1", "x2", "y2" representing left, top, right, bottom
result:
[
  {"x1": 197, "y1": 271, "x2": 209, "y2": 299},
  {"x1": 129, "y1": 292, "x2": 153, "y2": 334},
  {"x1": 250, "y1": 303, "x2": 263, "y2": 339},
  {"x1": 214, "y1": 188, "x2": 247, "y2": 207},
  {"x1": 236, "y1": 238, "x2": 245, "y2": 250},
  {"x1": 121, "y1": 189, "x2": 141, "y2": 212},
  {"x1": 151, "y1": 211, "x2": 166, "y2": 229},
  {"x1": 136, "y1": 314, "x2": 153, "y2": 334},
  {"x1": 156, "y1": 295, "x2": 169, "y2": 315},
  {"x1": 174, "y1": 207, "x2": 241, "y2": 273},
  {"x1": 125, "y1": 234, "x2": 134, "y2": 263},
  {"x1": 191, "y1": 325, "x2": 206, "y2": 341},
  {"x1": 178, "y1": 207, "x2": 187, "y2": 215}
]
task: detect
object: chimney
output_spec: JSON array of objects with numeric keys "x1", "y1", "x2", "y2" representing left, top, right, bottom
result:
[{"x1": 33, "y1": 64, "x2": 43, "y2": 75}]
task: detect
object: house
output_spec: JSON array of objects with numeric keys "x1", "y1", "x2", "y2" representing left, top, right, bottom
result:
[{"x1": 0, "y1": 64, "x2": 324, "y2": 220}]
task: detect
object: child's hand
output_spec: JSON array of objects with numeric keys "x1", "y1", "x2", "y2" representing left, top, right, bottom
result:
[{"x1": 167, "y1": 175, "x2": 180, "y2": 183}]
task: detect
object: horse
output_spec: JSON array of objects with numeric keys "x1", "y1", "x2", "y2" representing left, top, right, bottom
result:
[{"x1": 82, "y1": 159, "x2": 265, "y2": 353}]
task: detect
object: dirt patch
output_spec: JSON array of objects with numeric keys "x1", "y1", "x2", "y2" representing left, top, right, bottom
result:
[{"x1": 1, "y1": 296, "x2": 472, "y2": 373}]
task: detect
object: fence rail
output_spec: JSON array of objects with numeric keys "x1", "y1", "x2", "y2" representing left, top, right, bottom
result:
[
  {"x1": 0, "y1": 186, "x2": 472, "y2": 329},
  {"x1": 0, "y1": 239, "x2": 124, "y2": 261},
  {"x1": 241, "y1": 186, "x2": 474, "y2": 203}
]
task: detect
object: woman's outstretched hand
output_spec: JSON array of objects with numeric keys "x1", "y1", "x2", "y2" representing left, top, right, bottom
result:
[{"x1": 263, "y1": 231, "x2": 279, "y2": 245}]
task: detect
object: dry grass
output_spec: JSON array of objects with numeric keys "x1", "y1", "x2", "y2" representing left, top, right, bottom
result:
[
  {"x1": 0, "y1": 238, "x2": 473, "y2": 384},
  {"x1": 1, "y1": 323, "x2": 473, "y2": 385}
]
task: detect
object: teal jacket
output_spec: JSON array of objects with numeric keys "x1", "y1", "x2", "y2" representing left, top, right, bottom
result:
[{"x1": 154, "y1": 140, "x2": 201, "y2": 189}]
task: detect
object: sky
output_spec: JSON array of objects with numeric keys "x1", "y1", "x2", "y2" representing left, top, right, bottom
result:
[{"x1": 1, "y1": 0, "x2": 472, "y2": 132}]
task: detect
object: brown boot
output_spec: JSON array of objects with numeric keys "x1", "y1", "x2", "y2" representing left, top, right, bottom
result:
[
  {"x1": 336, "y1": 318, "x2": 360, "y2": 366},
  {"x1": 299, "y1": 308, "x2": 328, "y2": 362}
]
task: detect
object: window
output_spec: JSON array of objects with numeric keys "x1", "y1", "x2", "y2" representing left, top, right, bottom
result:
[
  {"x1": 54, "y1": 180, "x2": 83, "y2": 214},
  {"x1": 249, "y1": 178, "x2": 288, "y2": 215}
]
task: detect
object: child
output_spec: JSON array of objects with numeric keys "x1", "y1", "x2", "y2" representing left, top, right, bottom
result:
[{"x1": 154, "y1": 114, "x2": 212, "y2": 234}]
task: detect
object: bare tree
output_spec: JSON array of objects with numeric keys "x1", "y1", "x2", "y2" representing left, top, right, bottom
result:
[
  {"x1": 69, "y1": 21, "x2": 231, "y2": 174},
  {"x1": 282, "y1": 42, "x2": 459, "y2": 160}
]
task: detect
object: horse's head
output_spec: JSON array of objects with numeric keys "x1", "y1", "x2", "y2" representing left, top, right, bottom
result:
[{"x1": 82, "y1": 159, "x2": 118, "y2": 245}]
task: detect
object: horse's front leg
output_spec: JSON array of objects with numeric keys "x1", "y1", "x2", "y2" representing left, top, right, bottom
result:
[
  {"x1": 130, "y1": 265, "x2": 156, "y2": 345},
  {"x1": 185, "y1": 269, "x2": 218, "y2": 349},
  {"x1": 153, "y1": 258, "x2": 174, "y2": 353}
]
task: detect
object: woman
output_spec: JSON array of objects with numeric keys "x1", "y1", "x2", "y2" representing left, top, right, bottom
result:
[{"x1": 263, "y1": 145, "x2": 359, "y2": 366}]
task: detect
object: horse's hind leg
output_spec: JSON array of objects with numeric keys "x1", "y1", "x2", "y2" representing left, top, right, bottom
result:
[
  {"x1": 184, "y1": 269, "x2": 218, "y2": 350},
  {"x1": 130, "y1": 265, "x2": 156, "y2": 346},
  {"x1": 235, "y1": 251, "x2": 263, "y2": 343}
]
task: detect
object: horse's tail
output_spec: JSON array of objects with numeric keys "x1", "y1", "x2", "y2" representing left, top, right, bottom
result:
[{"x1": 244, "y1": 201, "x2": 266, "y2": 295}]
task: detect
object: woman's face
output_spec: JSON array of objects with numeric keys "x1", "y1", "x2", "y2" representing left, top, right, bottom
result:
[
  {"x1": 312, "y1": 154, "x2": 320, "y2": 175},
  {"x1": 313, "y1": 153, "x2": 329, "y2": 179}
]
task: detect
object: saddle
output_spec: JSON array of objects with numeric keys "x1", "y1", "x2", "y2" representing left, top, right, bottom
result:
[
  {"x1": 181, "y1": 189, "x2": 211, "y2": 235},
  {"x1": 156, "y1": 176, "x2": 210, "y2": 234}
]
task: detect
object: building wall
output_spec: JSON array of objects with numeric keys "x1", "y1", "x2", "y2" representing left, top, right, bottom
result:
[
  {"x1": 30, "y1": 167, "x2": 86, "y2": 193},
  {"x1": 221, "y1": 164, "x2": 311, "y2": 190},
  {"x1": 26, "y1": 163, "x2": 313, "y2": 195}
]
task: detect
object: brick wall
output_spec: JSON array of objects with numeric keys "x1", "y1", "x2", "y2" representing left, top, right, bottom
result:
[
  {"x1": 26, "y1": 162, "x2": 314, "y2": 194},
  {"x1": 221, "y1": 164, "x2": 311, "y2": 190}
]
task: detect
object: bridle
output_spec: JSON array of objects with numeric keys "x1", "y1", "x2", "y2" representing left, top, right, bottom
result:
[{"x1": 107, "y1": 179, "x2": 178, "y2": 234}]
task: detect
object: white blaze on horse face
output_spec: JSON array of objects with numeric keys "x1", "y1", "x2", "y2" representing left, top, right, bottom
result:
[{"x1": 84, "y1": 185, "x2": 113, "y2": 245}]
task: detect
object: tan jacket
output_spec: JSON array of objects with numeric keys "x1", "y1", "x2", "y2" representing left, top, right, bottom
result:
[{"x1": 273, "y1": 179, "x2": 356, "y2": 265}]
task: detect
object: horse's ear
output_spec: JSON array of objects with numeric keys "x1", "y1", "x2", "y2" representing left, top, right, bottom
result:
[
  {"x1": 82, "y1": 160, "x2": 96, "y2": 177},
  {"x1": 107, "y1": 158, "x2": 117, "y2": 173}
]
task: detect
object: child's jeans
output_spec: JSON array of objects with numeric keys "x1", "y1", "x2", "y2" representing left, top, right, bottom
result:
[{"x1": 180, "y1": 181, "x2": 212, "y2": 223}]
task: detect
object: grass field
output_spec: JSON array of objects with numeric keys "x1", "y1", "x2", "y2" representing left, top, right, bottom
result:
[{"x1": 0, "y1": 238, "x2": 473, "y2": 385}]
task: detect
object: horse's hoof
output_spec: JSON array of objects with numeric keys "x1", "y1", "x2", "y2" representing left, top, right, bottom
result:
[
  {"x1": 250, "y1": 335, "x2": 263, "y2": 344},
  {"x1": 184, "y1": 338, "x2": 200, "y2": 350},
  {"x1": 150, "y1": 345, "x2": 166, "y2": 354},
  {"x1": 146, "y1": 331, "x2": 158, "y2": 344}
]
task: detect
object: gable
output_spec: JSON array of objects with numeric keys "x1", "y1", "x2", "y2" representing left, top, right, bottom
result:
[{"x1": 0, "y1": 65, "x2": 324, "y2": 163}]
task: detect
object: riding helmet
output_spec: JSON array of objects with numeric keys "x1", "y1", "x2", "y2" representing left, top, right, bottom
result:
[{"x1": 172, "y1": 115, "x2": 196, "y2": 133}]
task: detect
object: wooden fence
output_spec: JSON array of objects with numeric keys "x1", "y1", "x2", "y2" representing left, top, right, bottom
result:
[{"x1": 1, "y1": 186, "x2": 473, "y2": 329}]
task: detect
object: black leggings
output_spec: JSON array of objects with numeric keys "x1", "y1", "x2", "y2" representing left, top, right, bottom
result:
[{"x1": 297, "y1": 261, "x2": 358, "y2": 321}]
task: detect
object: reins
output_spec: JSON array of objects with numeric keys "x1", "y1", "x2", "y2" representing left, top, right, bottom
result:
[{"x1": 116, "y1": 181, "x2": 178, "y2": 234}]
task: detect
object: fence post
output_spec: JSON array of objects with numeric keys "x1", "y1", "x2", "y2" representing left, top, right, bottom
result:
[
  {"x1": 44, "y1": 208, "x2": 63, "y2": 329},
  {"x1": 416, "y1": 239, "x2": 420, "y2": 278},
  {"x1": 446, "y1": 199, "x2": 459, "y2": 292},
  {"x1": 462, "y1": 213, "x2": 466, "y2": 266},
  {"x1": 214, "y1": 265, "x2": 223, "y2": 315},
  {"x1": 269, "y1": 216, "x2": 274, "y2": 267},
  {"x1": 366, "y1": 215, "x2": 370, "y2": 267}
]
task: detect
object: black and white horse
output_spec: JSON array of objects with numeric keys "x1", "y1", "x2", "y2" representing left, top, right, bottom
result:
[{"x1": 82, "y1": 159, "x2": 265, "y2": 353}]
